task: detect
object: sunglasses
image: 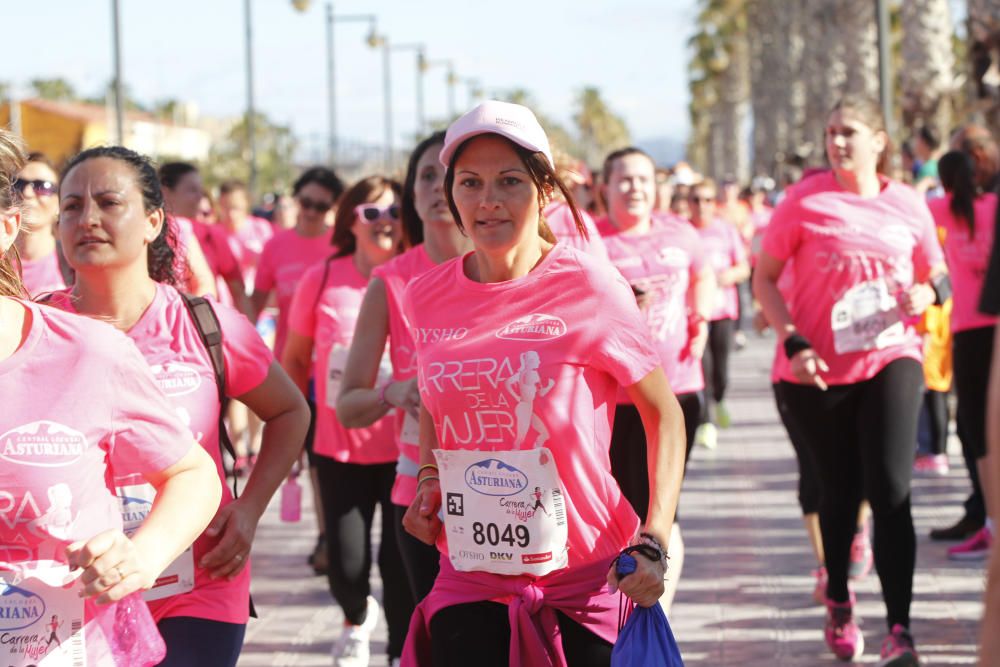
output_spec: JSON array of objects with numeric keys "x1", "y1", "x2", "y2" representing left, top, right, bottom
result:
[
  {"x1": 354, "y1": 203, "x2": 401, "y2": 223},
  {"x1": 690, "y1": 196, "x2": 715, "y2": 204},
  {"x1": 13, "y1": 179, "x2": 57, "y2": 197},
  {"x1": 298, "y1": 197, "x2": 333, "y2": 214}
]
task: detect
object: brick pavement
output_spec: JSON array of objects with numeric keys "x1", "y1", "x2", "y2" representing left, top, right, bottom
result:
[{"x1": 238, "y1": 334, "x2": 985, "y2": 666}]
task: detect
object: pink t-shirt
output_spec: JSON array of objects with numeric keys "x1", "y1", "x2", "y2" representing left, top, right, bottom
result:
[
  {"x1": 372, "y1": 245, "x2": 436, "y2": 506},
  {"x1": 696, "y1": 218, "x2": 746, "y2": 321},
  {"x1": 597, "y1": 216, "x2": 707, "y2": 395},
  {"x1": 928, "y1": 193, "x2": 998, "y2": 333},
  {"x1": 254, "y1": 227, "x2": 334, "y2": 358},
  {"x1": 762, "y1": 171, "x2": 945, "y2": 385},
  {"x1": 224, "y1": 216, "x2": 274, "y2": 289},
  {"x1": 402, "y1": 243, "x2": 660, "y2": 568},
  {"x1": 749, "y1": 206, "x2": 773, "y2": 266},
  {"x1": 543, "y1": 201, "x2": 609, "y2": 262},
  {"x1": 50, "y1": 284, "x2": 272, "y2": 624},
  {"x1": 288, "y1": 256, "x2": 397, "y2": 464},
  {"x1": 0, "y1": 299, "x2": 193, "y2": 664},
  {"x1": 19, "y1": 250, "x2": 66, "y2": 297}
]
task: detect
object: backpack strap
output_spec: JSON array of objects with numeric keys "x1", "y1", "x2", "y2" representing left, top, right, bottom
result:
[{"x1": 179, "y1": 293, "x2": 240, "y2": 498}]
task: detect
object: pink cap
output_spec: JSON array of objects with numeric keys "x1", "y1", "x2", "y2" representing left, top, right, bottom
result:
[{"x1": 439, "y1": 100, "x2": 553, "y2": 169}]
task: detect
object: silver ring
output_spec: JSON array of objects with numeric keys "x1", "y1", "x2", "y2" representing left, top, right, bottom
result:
[
  {"x1": 233, "y1": 553, "x2": 244, "y2": 562},
  {"x1": 114, "y1": 565, "x2": 126, "y2": 581}
]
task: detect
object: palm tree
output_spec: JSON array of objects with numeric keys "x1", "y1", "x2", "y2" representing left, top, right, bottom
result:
[{"x1": 900, "y1": 0, "x2": 957, "y2": 134}]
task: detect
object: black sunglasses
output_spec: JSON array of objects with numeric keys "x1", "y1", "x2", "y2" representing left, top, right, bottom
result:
[
  {"x1": 298, "y1": 196, "x2": 333, "y2": 214},
  {"x1": 13, "y1": 179, "x2": 57, "y2": 197}
]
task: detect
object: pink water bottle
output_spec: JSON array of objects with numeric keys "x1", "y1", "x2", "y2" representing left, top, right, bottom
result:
[{"x1": 280, "y1": 471, "x2": 302, "y2": 523}]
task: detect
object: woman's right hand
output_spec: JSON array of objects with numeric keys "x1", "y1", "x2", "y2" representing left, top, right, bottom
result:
[
  {"x1": 385, "y1": 378, "x2": 421, "y2": 419},
  {"x1": 67, "y1": 530, "x2": 154, "y2": 605},
  {"x1": 790, "y1": 348, "x2": 830, "y2": 391},
  {"x1": 403, "y1": 479, "x2": 442, "y2": 545}
]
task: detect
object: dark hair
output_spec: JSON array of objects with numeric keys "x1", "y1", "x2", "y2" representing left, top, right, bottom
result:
[
  {"x1": 61, "y1": 146, "x2": 181, "y2": 286},
  {"x1": 601, "y1": 146, "x2": 656, "y2": 185},
  {"x1": 917, "y1": 126, "x2": 941, "y2": 151},
  {"x1": 331, "y1": 176, "x2": 403, "y2": 258},
  {"x1": 938, "y1": 150, "x2": 979, "y2": 238},
  {"x1": 292, "y1": 166, "x2": 345, "y2": 201},
  {"x1": 400, "y1": 131, "x2": 447, "y2": 247},
  {"x1": 158, "y1": 162, "x2": 198, "y2": 190},
  {"x1": 0, "y1": 131, "x2": 28, "y2": 298},
  {"x1": 829, "y1": 96, "x2": 892, "y2": 174},
  {"x1": 443, "y1": 135, "x2": 586, "y2": 244},
  {"x1": 218, "y1": 180, "x2": 248, "y2": 197},
  {"x1": 26, "y1": 152, "x2": 57, "y2": 172}
]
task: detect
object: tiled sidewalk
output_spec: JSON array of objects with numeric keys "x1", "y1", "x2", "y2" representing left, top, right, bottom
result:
[{"x1": 238, "y1": 335, "x2": 985, "y2": 665}]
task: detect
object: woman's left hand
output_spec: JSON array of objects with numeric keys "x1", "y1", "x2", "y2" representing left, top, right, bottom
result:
[
  {"x1": 67, "y1": 530, "x2": 154, "y2": 604},
  {"x1": 898, "y1": 283, "x2": 935, "y2": 317},
  {"x1": 606, "y1": 553, "x2": 666, "y2": 608},
  {"x1": 199, "y1": 498, "x2": 260, "y2": 579}
]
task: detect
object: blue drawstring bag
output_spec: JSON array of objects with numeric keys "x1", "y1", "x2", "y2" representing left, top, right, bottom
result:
[{"x1": 610, "y1": 552, "x2": 684, "y2": 667}]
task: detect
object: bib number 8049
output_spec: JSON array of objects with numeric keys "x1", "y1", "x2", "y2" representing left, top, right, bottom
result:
[{"x1": 472, "y1": 522, "x2": 530, "y2": 548}]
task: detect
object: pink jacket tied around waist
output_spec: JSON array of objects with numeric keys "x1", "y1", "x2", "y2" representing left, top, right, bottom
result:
[{"x1": 402, "y1": 556, "x2": 620, "y2": 666}]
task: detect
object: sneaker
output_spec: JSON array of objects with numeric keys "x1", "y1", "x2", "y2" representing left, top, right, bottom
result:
[
  {"x1": 848, "y1": 523, "x2": 874, "y2": 579},
  {"x1": 733, "y1": 330, "x2": 747, "y2": 350},
  {"x1": 812, "y1": 566, "x2": 828, "y2": 605},
  {"x1": 716, "y1": 400, "x2": 732, "y2": 429},
  {"x1": 332, "y1": 596, "x2": 379, "y2": 667},
  {"x1": 825, "y1": 598, "x2": 864, "y2": 661},
  {"x1": 913, "y1": 453, "x2": 949, "y2": 476},
  {"x1": 694, "y1": 422, "x2": 718, "y2": 450},
  {"x1": 947, "y1": 525, "x2": 993, "y2": 561},
  {"x1": 877, "y1": 624, "x2": 919, "y2": 666},
  {"x1": 930, "y1": 515, "x2": 983, "y2": 542}
]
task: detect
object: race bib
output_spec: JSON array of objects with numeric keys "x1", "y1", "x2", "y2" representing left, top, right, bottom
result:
[
  {"x1": 400, "y1": 412, "x2": 420, "y2": 445},
  {"x1": 118, "y1": 483, "x2": 195, "y2": 601},
  {"x1": 325, "y1": 345, "x2": 393, "y2": 409},
  {"x1": 0, "y1": 563, "x2": 86, "y2": 666},
  {"x1": 436, "y1": 448, "x2": 568, "y2": 577},
  {"x1": 831, "y1": 279, "x2": 906, "y2": 354}
]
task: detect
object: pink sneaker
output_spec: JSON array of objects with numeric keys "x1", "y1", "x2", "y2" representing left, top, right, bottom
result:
[
  {"x1": 877, "y1": 624, "x2": 919, "y2": 666},
  {"x1": 849, "y1": 523, "x2": 874, "y2": 579},
  {"x1": 812, "y1": 566, "x2": 828, "y2": 605},
  {"x1": 947, "y1": 525, "x2": 993, "y2": 561},
  {"x1": 913, "y1": 453, "x2": 949, "y2": 476},
  {"x1": 825, "y1": 598, "x2": 864, "y2": 661}
]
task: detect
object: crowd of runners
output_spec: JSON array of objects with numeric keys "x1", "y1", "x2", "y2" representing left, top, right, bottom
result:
[{"x1": 2, "y1": 88, "x2": 1000, "y2": 667}]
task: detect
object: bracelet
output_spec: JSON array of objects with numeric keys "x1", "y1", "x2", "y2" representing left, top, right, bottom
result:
[
  {"x1": 782, "y1": 333, "x2": 812, "y2": 360},
  {"x1": 377, "y1": 382, "x2": 392, "y2": 409},
  {"x1": 637, "y1": 532, "x2": 669, "y2": 571},
  {"x1": 417, "y1": 463, "x2": 439, "y2": 476},
  {"x1": 416, "y1": 475, "x2": 439, "y2": 491},
  {"x1": 617, "y1": 544, "x2": 665, "y2": 570}
]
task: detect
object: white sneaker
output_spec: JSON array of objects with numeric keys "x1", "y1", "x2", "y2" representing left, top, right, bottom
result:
[
  {"x1": 695, "y1": 422, "x2": 718, "y2": 449},
  {"x1": 332, "y1": 596, "x2": 379, "y2": 667}
]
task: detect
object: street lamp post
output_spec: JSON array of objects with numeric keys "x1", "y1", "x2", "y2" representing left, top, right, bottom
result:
[
  {"x1": 244, "y1": 0, "x2": 258, "y2": 196},
  {"x1": 111, "y1": 0, "x2": 125, "y2": 145}
]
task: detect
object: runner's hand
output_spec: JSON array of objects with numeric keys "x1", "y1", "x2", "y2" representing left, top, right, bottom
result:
[
  {"x1": 898, "y1": 283, "x2": 935, "y2": 317},
  {"x1": 385, "y1": 378, "x2": 421, "y2": 419},
  {"x1": 403, "y1": 479, "x2": 442, "y2": 545},
  {"x1": 683, "y1": 320, "x2": 709, "y2": 361},
  {"x1": 607, "y1": 553, "x2": 666, "y2": 608},
  {"x1": 67, "y1": 530, "x2": 152, "y2": 604},
  {"x1": 200, "y1": 498, "x2": 259, "y2": 579},
  {"x1": 790, "y1": 348, "x2": 829, "y2": 390}
]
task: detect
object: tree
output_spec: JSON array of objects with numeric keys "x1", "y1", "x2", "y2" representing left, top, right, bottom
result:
[
  {"x1": 573, "y1": 87, "x2": 630, "y2": 167},
  {"x1": 29, "y1": 78, "x2": 76, "y2": 101},
  {"x1": 967, "y1": 0, "x2": 1000, "y2": 126},
  {"x1": 203, "y1": 112, "x2": 298, "y2": 195},
  {"x1": 900, "y1": 0, "x2": 957, "y2": 133},
  {"x1": 498, "y1": 89, "x2": 580, "y2": 157}
]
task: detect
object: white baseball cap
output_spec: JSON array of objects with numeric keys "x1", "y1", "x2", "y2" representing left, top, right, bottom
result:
[{"x1": 439, "y1": 100, "x2": 553, "y2": 169}]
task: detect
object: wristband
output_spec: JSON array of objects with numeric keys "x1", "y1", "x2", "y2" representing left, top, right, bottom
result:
[
  {"x1": 931, "y1": 274, "x2": 952, "y2": 306},
  {"x1": 637, "y1": 532, "x2": 669, "y2": 571},
  {"x1": 783, "y1": 333, "x2": 812, "y2": 360},
  {"x1": 377, "y1": 382, "x2": 392, "y2": 409},
  {"x1": 416, "y1": 475, "x2": 439, "y2": 491}
]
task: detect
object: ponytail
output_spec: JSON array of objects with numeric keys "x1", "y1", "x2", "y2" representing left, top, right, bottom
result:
[{"x1": 938, "y1": 150, "x2": 978, "y2": 238}]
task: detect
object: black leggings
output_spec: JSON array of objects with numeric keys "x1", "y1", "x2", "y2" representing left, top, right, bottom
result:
[
  {"x1": 772, "y1": 383, "x2": 821, "y2": 515},
  {"x1": 923, "y1": 390, "x2": 950, "y2": 456},
  {"x1": 429, "y1": 600, "x2": 612, "y2": 667},
  {"x1": 701, "y1": 318, "x2": 735, "y2": 418},
  {"x1": 953, "y1": 326, "x2": 994, "y2": 461},
  {"x1": 314, "y1": 457, "x2": 412, "y2": 658},
  {"x1": 609, "y1": 392, "x2": 702, "y2": 523},
  {"x1": 780, "y1": 359, "x2": 923, "y2": 629},
  {"x1": 393, "y1": 503, "x2": 440, "y2": 602},
  {"x1": 156, "y1": 617, "x2": 246, "y2": 667}
]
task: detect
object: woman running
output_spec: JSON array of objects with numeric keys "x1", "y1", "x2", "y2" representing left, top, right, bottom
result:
[
  {"x1": 0, "y1": 131, "x2": 221, "y2": 666},
  {"x1": 283, "y1": 176, "x2": 409, "y2": 666},
  {"x1": 401, "y1": 101, "x2": 687, "y2": 666},
  {"x1": 337, "y1": 132, "x2": 472, "y2": 608},
  {"x1": 929, "y1": 150, "x2": 997, "y2": 561},
  {"x1": 754, "y1": 96, "x2": 947, "y2": 665},
  {"x1": 52, "y1": 145, "x2": 309, "y2": 667},
  {"x1": 14, "y1": 152, "x2": 68, "y2": 296}
]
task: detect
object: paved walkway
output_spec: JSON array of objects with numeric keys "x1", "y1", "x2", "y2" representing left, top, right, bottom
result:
[{"x1": 238, "y1": 334, "x2": 985, "y2": 666}]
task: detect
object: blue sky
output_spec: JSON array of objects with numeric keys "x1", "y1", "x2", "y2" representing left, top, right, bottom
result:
[{"x1": 9, "y1": 1, "x2": 698, "y2": 153}]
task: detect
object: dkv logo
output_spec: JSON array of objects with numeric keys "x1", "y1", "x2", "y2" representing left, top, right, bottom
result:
[
  {"x1": 0, "y1": 421, "x2": 86, "y2": 467},
  {"x1": 0, "y1": 581, "x2": 45, "y2": 631},
  {"x1": 151, "y1": 361, "x2": 203, "y2": 396},
  {"x1": 496, "y1": 313, "x2": 567, "y2": 341},
  {"x1": 464, "y1": 459, "x2": 529, "y2": 496}
]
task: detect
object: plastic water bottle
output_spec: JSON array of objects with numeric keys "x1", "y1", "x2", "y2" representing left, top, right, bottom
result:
[{"x1": 280, "y1": 472, "x2": 302, "y2": 523}]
